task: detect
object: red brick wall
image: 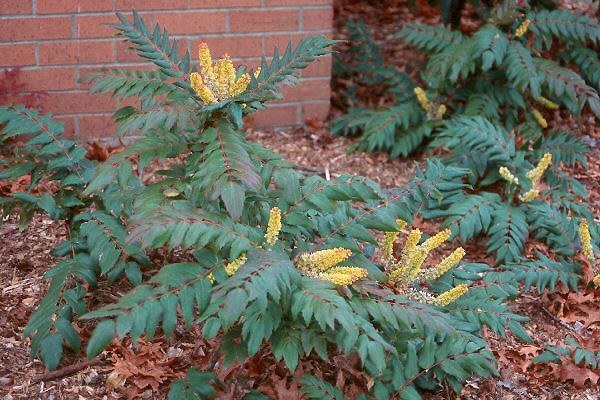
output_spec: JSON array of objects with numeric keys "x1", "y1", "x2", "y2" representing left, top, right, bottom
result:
[{"x1": 0, "y1": 0, "x2": 333, "y2": 138}]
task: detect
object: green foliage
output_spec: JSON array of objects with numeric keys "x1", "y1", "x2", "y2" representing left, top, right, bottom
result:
[
  {"x1": 534, "y1": 336, "x2": 600, "y2": 372},
  {"x1": 298, "y1": 375, "x2": 347, "y2": 399},
  {"x1": 0, "y1": 106, "x2": 93, "y2": 225},
  {"x1": 168, "y1": 369, "x2": 217, "y2": 400},
  {"x1": 333, "y1": 3, "x2": 600, "y2": 158},
  {"x1": 397, "y1": 23, "x2": 463, "y2": 53},
  {"x1": 3, "y1": 8, "x2": 592, "y2": 399}
]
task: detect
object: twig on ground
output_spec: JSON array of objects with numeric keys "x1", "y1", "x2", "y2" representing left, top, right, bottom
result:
[
  {"x1": 540, "y1": 306, "x2": 578, "y2": 334},
  {"x1": 30, "y1": 357, "x2": 105, "y2": 384}
]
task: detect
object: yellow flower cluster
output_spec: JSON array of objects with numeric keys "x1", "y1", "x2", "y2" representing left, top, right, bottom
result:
[
  {"x1": 499, "y1": 166, "x2": 519, "y2": 185},
  {"x1": 436, "y1": 104, "x2": 447, "y2": 119},
  {"x1": 225, "y1": 254, "x2": 247, "y2": 276},
  {"x1": 382, "y1": 231, "x2": 399, "y2": 262},
  {"x1": 386, "y1": 227, "x2": 464, "y2": 286},
  {"x1": 318, "y1": 267, "x2": 369, "y2": 285},
  {"x1": 527, "y1": 153, "x2": 552, "y2": 183},
  {"x1": 435, "y1": 284, "x2": 469, "y2": 306},
  {"x1": 379, "y1": 223, "x2": 469, "y2": 305},
  {"x1": 414, "y1": 87, "x2": 431, "y2": 114},
  {"x1": 519, "y1": 188, "x2": 540, "y2": 203},
  {"x1": 190, "y1": 43, "x2": 259, "y2": 104},
  {"x1": 422, "y1": 247, "x2": 466, "y2": 280},
  {"x1": 536, "y1": 96, "x2": 559, "y2": 110},
  {"x1": 388, "y1": 229, "x2": 422, "y2": 282},
  {"x1": 579, "y1": 219, "x2": 594, "y2": 264},
  {"x1": 515, "y1": 19, "x2": 531, "y2": 38},
  {"x1": 512, "y1": 153, "x2": 552, "y2": 203},
  {"x1": 531, "y1": 108, "x2": 548, "y2": 129},
  {"x1": 297, "y1": 247, "x2": 353, "y2": 272},
  {"x1": 297, "y1": 248, "x2": 369, "y2": 286},
  {"x1": 594, "y1": 275, "x2": 600, "y2": 288},
  {"x1": 208, "y1": 253, "x2": 247, "y2": 283},
  {"x1": 422, "y1": 229, "x2": 451, "y2": 252},
  {"x1": 381, "y1": 220, "x2": 407, "y2": 261},
  {"x1": 264, "y1": 207, "x2": 282, "y2": 246}
]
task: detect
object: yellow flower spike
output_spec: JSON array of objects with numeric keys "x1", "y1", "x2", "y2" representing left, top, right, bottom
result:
[
  {"x1": 519, "y1": 188, "x2": 539, "y2": 203},
  {"x1": 515, "y1": 19, "x2": 531, "y2": 38},
  {"x1": 435, "y1": 284, "x2": 469, "y2": 306},
  {"x1": 212, "y1": 56, "x2": 236, "y2": 100},
  {"x1": 396, "y1": 219, "x2": 407, "y2": 230},
  {"x1": 225, "y1": 254, "x2": 247, "y2": 276},
  {"x1": 198, "y1": 42, "x2": 213, "y2": 76},
  {"x1": 319, "y1": 266, "x2": 369, "y2": 286},
  {"x1": 436, "y1": 104, "x2": 447, "y2": 119},
  {"x1": 406, "y1": 246, "x2": 429, "y2": 282},
  {"x1": 536, "y1": 96, "x2": 559, "y2": 110},
  {"x1": 422, "y1": 247, "x2": 465, "y2": 281},
  {"x1": 297, "y1": 248, "x2": 353, "y2": 273},
  {"x1": 389, "y1": 229, "x2": 423, "y2": 282},
  {"x1": 399, "y1": 229, "x2": 422, "y2": 262},
  {"x1": 230, "y1": 73, "x2": 251, "y2": 97},
  {"x1": 382, "y1": 231, "x2": 399, "y2": 262},
  {"x1": 531, "y1": 108, "x2": 548, "y2": 129},
  {"x1": 253, "y1": 67, "x2": 261, "y2": 79},
  {"x1": 388, "y1": 267, "x2": 407, "y2": 283},
  {"x1": 413, "y1": 87, "x2": 431, "y2": 114},
  {"x1": 422, "y1": 229, "x2": 451, "y2": 252},
  {"x1": 190, "y1": 72, "x2": 215, "y2": 104},
  {"x1": 381, "y1": 220, "x2": 405, "y2": 262},
  {"x1": 265, "y1": 207, "x2": 282, "y2": 246},
  {"x1": 593, "y1": 274, "x2": 600, "y2": 288},
  {"x1": 499, "y1": 166, "x2": 519, "y2": 185},
  {"x1": 579, "y1": 218, "x2": 594, "y2": 264},
  {"x1": 527, "y1": 153, "x2": 552, "y2": 183}
]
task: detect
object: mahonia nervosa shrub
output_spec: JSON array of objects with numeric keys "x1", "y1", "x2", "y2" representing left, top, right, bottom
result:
[
  {"x1": 0, "y1": 11, "x2": 545, "y2": 399},
  {"x1": 332, "y1": 1, "x2": 599, "y2": 285}
]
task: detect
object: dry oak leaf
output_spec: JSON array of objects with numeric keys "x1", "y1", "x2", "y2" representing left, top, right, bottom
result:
[{"x1": 556, "y1": 361, "x2": 600, "y2": 388}]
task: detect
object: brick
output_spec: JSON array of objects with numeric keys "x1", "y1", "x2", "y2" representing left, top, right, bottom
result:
[
  {"x1": 40, "y1": 92, "x2": 116, "y2": 115},
  {"x1": 0, "y1": 17, "x2": 72, "y2": 42},
  {"x1": 1, "y1": 0, "x2": 33, "y2": 14},
  {"x1": 39, "y1": 41, "x2": 114, "y2": 65},
  {"x1": 55, "y1": 116, "x2": 77, "y2": 138},
  {"x1": 266, "y1": 0, "x2": 330, "y2": 5},
  {"x1": 265, "y1": 33, "x2": 303, "y2": 54},
  {"x1": 75, "y1": 15, "x2": 119, "y2": 39},
  {"x1": 301, "y1": 101, "x2": 330, "y2": 122},
  {"x1": 303, "y1": 7, "x2": 333, "y2": 30},
  {"x1": 0, "y1": 44, "x2": 36, "y2": 67},
  {"x1": 190, "y1": 36, "x2": 263, "y2": 59},
  {"x1": 302, "y1": 54, "x2": 331, "y2": 77},
  {"x1": 143, "y1": 12, "x2": 227, "y2": 35},
  {"x1": 265, "y1": 32, "x2": 332, "y2": 57},
  {"x1": 18, "y1": 68, "x2": 77, "y2": 91},
  {"x1": 116, "y1": 0, "x2": 187, "y2": 11},
  {"x1": 37, "y1": 0, "x2": 113, "y2": 14},
  {"x1": 115, "y1": 40, "x2": 141, "y2": 63},
  {"x1": 190, "y1": 0, "x2": 261, "y2": 7},
  {"x1": 248, "y1": 104, "x2": 298, "y2": 127},
  {"x1": 279, "y1": 79, "x2": 330, "y2": 102},
  {"x1": 79, "y1": 114, "x2": 117, "y2": 138},
  {"x1": 230, "y1": 10, "x2": 299, "y2": 33}
]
